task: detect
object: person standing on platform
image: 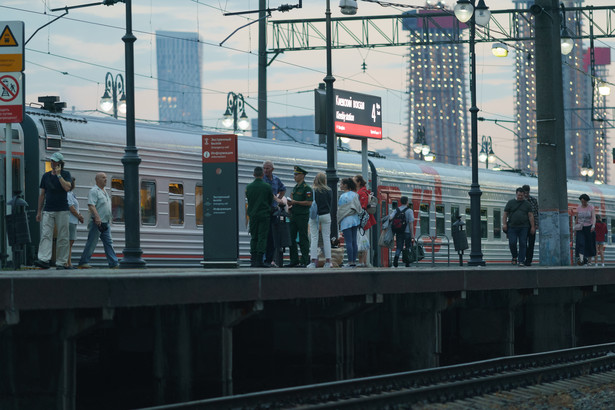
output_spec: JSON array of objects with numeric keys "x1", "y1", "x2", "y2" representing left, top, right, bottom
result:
[
  {"x1": 573, "y1": 194, "x2": 596, "y2": 266},
  {"x1": 354, "y1": 175, "x2": 376, "y2": 267},
  {"x1": 34, "y1": 152, "x2": 72, "y2": 270},
  {"x1": 522, "y1": 184, "x2": 539, "y2": 266},
  {"x1": 67, "y1": 177, "x2": 84, "y2": 268},
  {"x1": 595, "y1": 215, "x2": 607, "y2": 267},
  {"x1": 390, "y1": 196, "x2": 414, "y2": 268},
  {"x1": 307, "y1": 172, "x2": 332, "y2": 268},
  {"x1": 337, "y1": 177, "x2": 361, "y2": 268},
  {"x1": 78, "y1": 173, "x2": 119, "y2": 269},
  {"x1": 245, "y1": 166, "x2": 274, "y2": 268},
  {"x1": 287, "y1": 166, "x2": 313, "y2": 267},
  {"x1": 262, "y1": 160, "x2": 286, "y2": 267},
  {"x1": 502, "y1": 187, "x2": 535, "y2": 266}
]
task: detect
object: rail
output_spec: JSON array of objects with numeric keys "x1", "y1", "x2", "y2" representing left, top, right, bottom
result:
[{"x1": 138, "y1": 342, "x2": 615, "y2": 409}]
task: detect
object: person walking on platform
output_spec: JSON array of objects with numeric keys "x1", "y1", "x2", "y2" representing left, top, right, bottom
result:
[
  {"x1": 78, "y1": 173, "x2": 119, "y2": 269},
  {"x1": 522, "y1": 184, "x2": 539, "y2": 266},
  {"x1": 307, "y1": 172, "x2": 332, "y2": 268},
  {"x1": 595, "y1": 215, "x2": 607, "y2": 267},
  {"x1": 390, "y1": 196, "x2": 414, "y2": 268},
  {"x1": 34, "y1": 152, "x2": 73, "y2": 270},
  {"x1": 245, "y1": 166, "x2": 274, "y2": 268},
  {"x1": 287, "y1": 166, "x2": 313, "y2": 267},
  {"x1": 573, "y1": 194, "x2": 596, "y2": 266},
  {"x1": 263, "y1": 160, "x2": 286, "y2": 267},
  {"x1": 337, "y1": 178, "x2": 361, "y2": 268},
  {"x1": 503, "y1": 187, "x2": 535, "y2": 266}
]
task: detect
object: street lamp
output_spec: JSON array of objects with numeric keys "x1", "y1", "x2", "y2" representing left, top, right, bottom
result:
[
  {"x1": 413, "y1": 126, "x2": 431, "y2": 159},
  {"x1": 100, "y1": 72, "x2": 127, "y2": 119},
  {"x1": 478, "y1": 135, "x2": 495, "y2": 168},
  {"x1": 580, "y1": 153, "x2": 594, "y2": 181},
  {"x1": 221, "y1": 92, "x2": 250, "y2": 134},
  {"x1": 455, "y1": 0, "x2": 490, "y2": 266}
]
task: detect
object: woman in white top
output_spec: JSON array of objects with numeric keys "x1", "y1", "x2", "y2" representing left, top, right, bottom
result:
[
  {"x1": 573, "y1": 193, "x2": 596, "y2": 266},
  {"x1": 67, "y1": 178, "x2": 84, "y2": 268}
]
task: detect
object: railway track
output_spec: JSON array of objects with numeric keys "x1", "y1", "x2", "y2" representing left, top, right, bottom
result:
[{"x1": 141, "y1": 342, "x2": 615, "y2": 410}]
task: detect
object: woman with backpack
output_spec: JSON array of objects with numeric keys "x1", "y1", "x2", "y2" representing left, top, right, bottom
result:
[
  {"x1": 337, "y1": 178, "x2": 361, "y2": 268},
  {"x1": 354, "y1": 175, "x2": 376, "y2": 267}
]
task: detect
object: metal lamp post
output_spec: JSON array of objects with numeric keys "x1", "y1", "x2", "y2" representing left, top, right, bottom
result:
[
  {"x1": 100, "y1": 72, "x2": 127, "y2": 119},
  {"x1": 580, "y1": 153, "x2": 594, "y2": 181},
  {"x1": 478, "y1": 135, "x2": 495, "y2": 169},
  {"x1": 221, "y1": 92, "x2": 250, "y2": 134},
  {"x1": 413, "y1": 126, "x2": 432, "y2": 160},
  {"x1": 120, "y1": 0, "x2": 145, "y2": 268},
  {"x1": 455, "y1": 0, "x2": 490, "y2": 266}
]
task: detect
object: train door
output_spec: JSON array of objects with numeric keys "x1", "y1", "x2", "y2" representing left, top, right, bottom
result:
[
  {"x1": 377, "y1": 186, "x2": 401, "y2": 267},
  {"x1": 1, "y1": 125, "x2": 25, "y2": 268}
]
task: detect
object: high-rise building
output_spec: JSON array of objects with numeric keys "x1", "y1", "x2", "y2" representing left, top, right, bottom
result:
[
  {"x1": 403, "y1": 4, "x2": 469, "y2": 166},
  {"x1": 156, "y1": 31, "x2": 202, "y2": 128},
  {"x1": 513, "y1": 0, "x2": 610, "y2": 183}
]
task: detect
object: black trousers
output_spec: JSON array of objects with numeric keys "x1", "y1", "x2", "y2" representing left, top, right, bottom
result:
[{"x1": 526, "y1": 231, "x2": 536, "y2": 266}]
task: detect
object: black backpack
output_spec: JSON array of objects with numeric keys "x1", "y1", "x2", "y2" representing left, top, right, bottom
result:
[{"x1": 391, "y1": 208, "x2": 407, "y2": 234}]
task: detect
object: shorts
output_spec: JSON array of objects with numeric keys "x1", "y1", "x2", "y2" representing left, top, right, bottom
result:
[
  {"x1": 597, "y1": 241, "x2": 605, "y2": 245},
  {"x1": 69, "y1": 223, "x2": 77, "y2": 241}
]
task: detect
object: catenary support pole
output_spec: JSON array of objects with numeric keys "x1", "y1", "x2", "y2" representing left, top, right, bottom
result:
[
  {"x1": 258, "y1": 0, "x2": 267, "y2": 138},
  {"x1": 120, "y1": 0, "x2": 146, "y2": 268},
  {"x1": 535, "y1": 0, "x2": 570, "y2": 265}
]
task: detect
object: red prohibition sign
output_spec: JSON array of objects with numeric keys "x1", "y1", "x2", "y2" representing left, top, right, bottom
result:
[{"x1": 0, "y1": 75, "x2": 19, "y2": 103}]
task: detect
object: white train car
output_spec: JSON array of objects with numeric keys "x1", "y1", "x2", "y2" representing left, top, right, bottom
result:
[{"x1": 2, "y1": 103, "x2": 615, "y2": 267}]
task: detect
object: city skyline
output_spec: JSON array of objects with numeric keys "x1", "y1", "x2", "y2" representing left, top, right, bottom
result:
[{"x1": 2, "y1": 0, "x2": 615, "y2": 179}]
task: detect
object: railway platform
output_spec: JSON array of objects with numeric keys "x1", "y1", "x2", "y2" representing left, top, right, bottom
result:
[{"x1": 2, "y1": 264, "x2": 615, "y2": 409}]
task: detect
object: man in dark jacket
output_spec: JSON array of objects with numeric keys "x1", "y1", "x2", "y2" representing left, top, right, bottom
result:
[
  {"x1": 522, "y1": 184, "x2": 539, "y2": 266},
  {"x1": 246, "y1": 166, "x2": 274, "y2": 267},
  {"x1": 503, "y1": 187, "x2": 535, "y2": 266}
]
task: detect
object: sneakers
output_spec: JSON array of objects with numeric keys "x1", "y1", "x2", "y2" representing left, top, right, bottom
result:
[
  {"x1": 110, "y1": 265, "x2": 119, "y2": 269},
  {"x1": 78, "y1": 264, "x2": 92, "y2": 269},
  {"x1": 306, "y1": 263, "x2": 316, "y2": 268},
  {"x1": 323, "y1": 262, "x2": 332, "y2": 268},
  {"x1": 34, "y1": 259, "x2": 50, "y2": 269}
]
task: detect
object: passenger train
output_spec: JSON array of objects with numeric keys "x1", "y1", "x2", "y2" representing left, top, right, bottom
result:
[{"x1": 2, "y1": 99, "x2": 615, "y2": 268}]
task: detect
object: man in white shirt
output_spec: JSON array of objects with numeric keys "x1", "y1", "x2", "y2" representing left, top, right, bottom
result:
[{"x1": 77, "y1": 172, "x2": 119, "y2": 268}]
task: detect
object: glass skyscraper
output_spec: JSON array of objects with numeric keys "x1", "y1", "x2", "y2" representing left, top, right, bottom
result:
[{"x1": 156, "y1": 31, "x2": 202, "y2": 128}]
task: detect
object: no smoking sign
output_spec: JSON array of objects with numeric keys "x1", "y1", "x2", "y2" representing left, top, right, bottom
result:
[{"x1": 0, "y1": 72, "x2": 23, "y2": 123}]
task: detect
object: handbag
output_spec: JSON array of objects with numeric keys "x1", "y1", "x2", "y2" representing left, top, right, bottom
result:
[
  {"x1": 408, "y1": 243, "x2": 425, "y2": 263},
  {"x1": 574, "y1": 222, "x2": 583, "y2": 231}
]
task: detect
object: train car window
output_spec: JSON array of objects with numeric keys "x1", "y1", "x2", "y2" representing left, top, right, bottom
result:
[
  {"x1": 480, "y1": 208, "x2": 488, "y2": 239},
  {"x1": 0, "y1": 127, "x2": 19, "y2": 141},
  {"x1": 436, "y1": 205, "x2": 445, "y2": 236},
  {"x1": 493, "y1": 209, "x2": 501, "y2": 239},
  {"x1": 196, "y1": 184, "x2": 203, "y2": 227},
  {"x1": 419, "y1": 203, "x2": 429, "y2": 236},
  {"x1": 140, "y1": 181, "x2": 156, "y2": 226},
  {"x1": 169, "y1": 183, "x2": 184, "y2": 226},
  {"x1": 451, "y1": 206, "x2": 459, "y2": 223},
  {"x1": 465, "y1": 207, "x2": 471, "y2": 238},
  {"x1": 111, "y1": 178, "x2": 125, "y2": 223}
]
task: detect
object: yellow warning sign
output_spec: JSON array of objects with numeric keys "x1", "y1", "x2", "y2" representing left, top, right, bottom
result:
[{"x1": 0, "y1": 26, "x2": 18, "y2": 47}]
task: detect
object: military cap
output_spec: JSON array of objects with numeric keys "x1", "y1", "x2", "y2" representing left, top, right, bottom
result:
[{"x1": 294, "y1": 165, "x2": 308, "y2": 175}]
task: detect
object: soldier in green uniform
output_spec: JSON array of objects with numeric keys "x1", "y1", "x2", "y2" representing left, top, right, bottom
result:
[
  {"x1": 245, "y1": 166, "x2": 274, "y2": 268},
  {"x1": 288, "y1": 166, "x2": 313, "y2": 267}
]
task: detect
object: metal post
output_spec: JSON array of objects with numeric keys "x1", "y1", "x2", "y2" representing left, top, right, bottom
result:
[
  {"x1": 535, "y1": 0, "x2": 569, "y2": 265},
  {"x1": 325, "y1": 0, "x2": 339, "y2": 239},
  {"x1": 258, "y1": 0, "x2": 267, "y2": 138},
  {"x1": 120, "y1": 0, "x2": 146, "y2": 268},
  {"x1": 4, "y1": 123, "x2": 12, "y2": 265},
  {"x1": 468, "y1": 10, "x2": 485, "y2": 266}
]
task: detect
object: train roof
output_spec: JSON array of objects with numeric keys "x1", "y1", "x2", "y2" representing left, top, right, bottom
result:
[{"x1": 21, "y1": 107, "x2": 615, "y2": 201}]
